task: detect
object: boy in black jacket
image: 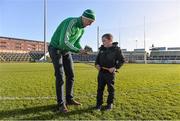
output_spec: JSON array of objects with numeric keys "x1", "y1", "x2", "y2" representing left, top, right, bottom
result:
[{"x1": 95, "y1": 33, "x2": 125, "y2": 111}]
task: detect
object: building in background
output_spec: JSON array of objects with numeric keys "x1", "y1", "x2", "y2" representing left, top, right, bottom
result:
[
  {"x1": 0, "y1": 36, "x2": 48, "y2": 62},
  {"x1": 0, "y1": 36, "x2": 48, "y2": 53}
]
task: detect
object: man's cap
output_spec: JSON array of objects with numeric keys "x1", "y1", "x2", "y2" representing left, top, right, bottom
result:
[{"x1": 82, "y1": 9, "x2": 95, "y2": 21}]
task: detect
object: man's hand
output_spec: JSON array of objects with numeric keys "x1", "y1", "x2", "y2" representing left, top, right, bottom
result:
[
  {"x1": 108, "y1": 67, "x2": 116, "y2": 73},
  {"x1": 95, "y1": 64, "x2": 101, "y2": 71}
]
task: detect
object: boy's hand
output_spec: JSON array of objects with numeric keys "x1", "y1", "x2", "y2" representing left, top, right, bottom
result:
[
  {"x1": 109, "y1": 67, "x2": 116, "y2": 73},
  {"x1": 95, "y1": 65, "x2": 101, "y2": 71}
]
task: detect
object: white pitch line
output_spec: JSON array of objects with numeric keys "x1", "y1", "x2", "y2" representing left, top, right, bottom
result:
[
  {"x1": 0, "y1": 95, "x2": 96, "y2": 100},
  {"x1": 0, "y1": 96, "x2": 56, "y2": 100},
  {"x1": 1, "y1": 83, "x2": 179, "y2": 101}
]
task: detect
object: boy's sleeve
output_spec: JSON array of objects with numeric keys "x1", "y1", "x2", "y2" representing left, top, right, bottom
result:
[{"x1": 115, "y1": 47, "x2": 125, "y2": 69}]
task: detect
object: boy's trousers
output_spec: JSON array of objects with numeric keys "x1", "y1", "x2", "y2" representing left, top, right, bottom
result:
[{"x1": 96, "y1": 71, "x2": 115, "y2": 106}]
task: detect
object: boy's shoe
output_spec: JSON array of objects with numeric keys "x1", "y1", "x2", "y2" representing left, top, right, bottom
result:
[
  {"x1": 106, "y1": 104, "x2": 113, "y2": 111},
  {"x1": 58, "y1": 104, "x2": 68, "y2": 113},
  {"x1": 95, "y1": 105, "x2": 102, "y2": 111},
  {"x1": 66, "y1": 99, "x2": 82, "y2": 106}
]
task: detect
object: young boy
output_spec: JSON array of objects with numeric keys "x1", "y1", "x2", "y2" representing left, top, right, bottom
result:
[{"x1": 95, "y1": 33, "x2": 125, "y2": 111}]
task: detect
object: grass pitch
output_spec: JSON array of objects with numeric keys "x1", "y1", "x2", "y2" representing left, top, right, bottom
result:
[{"x1": 0, "y1": 63, "x2": 180, "y2": 120}]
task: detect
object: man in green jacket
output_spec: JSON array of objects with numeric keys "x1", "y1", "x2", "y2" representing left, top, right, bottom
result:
[{"x1": 48, "y1": 9, "x2": 95, "y2": 113}]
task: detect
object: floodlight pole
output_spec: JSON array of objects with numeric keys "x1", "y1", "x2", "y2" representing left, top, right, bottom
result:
[
  {"x1": 97, "y1": 26, "x2": 100, "y2": 51},
  {"x1": 144, "y1": 16, "x2": 147, "y2": 64},
  {"x1": 44, "y1": 0, "x2": 47, "y2": 61},
  {"x1": 119, "y1": 31, "x2": 121, "y2": 47}
]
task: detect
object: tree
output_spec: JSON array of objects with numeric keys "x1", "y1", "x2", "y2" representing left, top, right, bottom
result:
[{"x1": 84, "y1": 45, "x2": 93, "y2": 52}]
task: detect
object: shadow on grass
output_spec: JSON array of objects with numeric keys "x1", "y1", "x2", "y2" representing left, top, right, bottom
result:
[{"x1": 0, "y1": 104, "x2": 96, "y2": 120}]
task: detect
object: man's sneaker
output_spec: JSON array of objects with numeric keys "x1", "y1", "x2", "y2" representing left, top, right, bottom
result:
[
  {"x1": 66, "y1": 99, "x2": 82, "y2": 106},
  {"x1": 58, "y1": 104, "x2": 68, "y2": 113},
  {"x1": 95, "y1": 105, "x2": 102, "y2": 111},
  {"x1": 106, "y1": 104, "x2": 113, "y2": 111}
]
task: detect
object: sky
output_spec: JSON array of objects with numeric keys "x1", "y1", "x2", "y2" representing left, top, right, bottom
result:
[{"x1": 0, "y1": 0, "x2": 180, "y2": 51}]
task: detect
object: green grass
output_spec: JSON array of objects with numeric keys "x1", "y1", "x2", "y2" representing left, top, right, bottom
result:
[{"x1": 0, "y1": 63, "x2": 180, "y2": 120}]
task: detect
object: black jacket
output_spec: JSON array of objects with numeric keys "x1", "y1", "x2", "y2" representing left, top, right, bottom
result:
[{"x1": 95, "y1": 42, "x2": 125, "y2": 69}]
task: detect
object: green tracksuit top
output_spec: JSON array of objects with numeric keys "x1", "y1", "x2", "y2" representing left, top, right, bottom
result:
[{"x1": 50, "y1": 17, "x2": 84, "y2": 53}]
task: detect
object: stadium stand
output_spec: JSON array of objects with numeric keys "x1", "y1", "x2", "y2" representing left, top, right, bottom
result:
[
  {"x1": 0, "y1": 52, "x2": 44, "y2": 62},
  {"x1": 0, "y1": 36, "x2": 48, "y2": 62},
  {"x1": 149, "y1": 47, "x2": 180, "y2": 60},
  {"x1": 72, "y1": 53, "x2": 96, "y2": 62},
  {"x1": 29, "y1": 51, "x2": 44, "y2": 61},
  {"x1": 150, "y1": 51, "x2": 180, "y2": 60},
  {"x1": 122, "y1": 49, "x2": 146, "y2": 63},
  {"x1": 1, "y1": 36, "x2": 180, "y2": 63}
]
